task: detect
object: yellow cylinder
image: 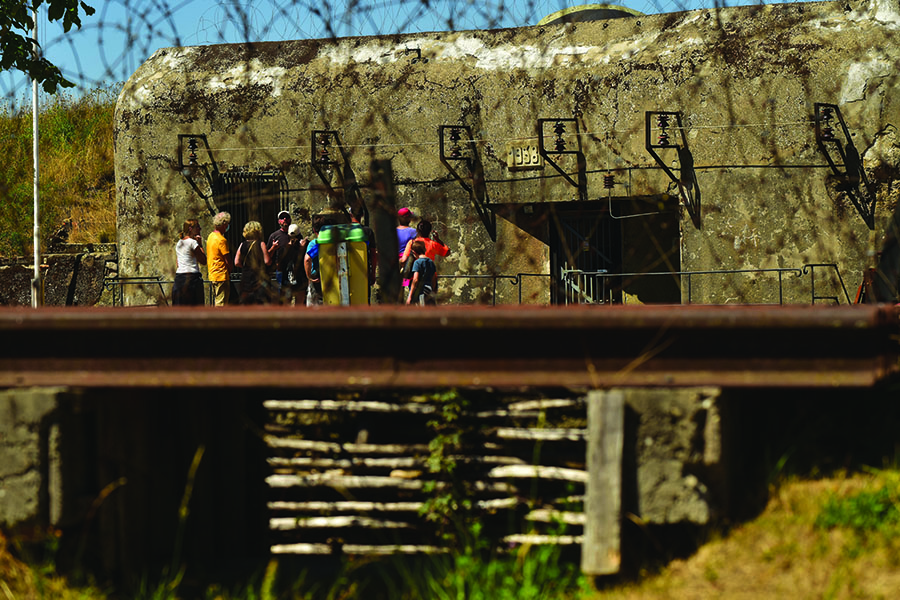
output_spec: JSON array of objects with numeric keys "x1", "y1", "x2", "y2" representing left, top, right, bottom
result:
[{"x1": 318, "y1": 224, "x2": 370, "y2": 305}]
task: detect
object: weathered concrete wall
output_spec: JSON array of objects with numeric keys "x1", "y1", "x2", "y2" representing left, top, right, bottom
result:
[
  {"x1": 627, "y1": 387, "x2": 723, "y2": 524},
  {"x1": 0, "y1": 385, "x2": 725, "y2": 570},
  {"x1": 0, "y1": 390, "x2": 268, "y2": 581},
  {"x1": 115, "y1": 0, "x2": 900, "y2": 305},
  {"x1": 4, "y1": 384, "x2": 896, "y2": 578},
  {"x1": 0, "y1": 388, "x2": 64, "y2": 530}
]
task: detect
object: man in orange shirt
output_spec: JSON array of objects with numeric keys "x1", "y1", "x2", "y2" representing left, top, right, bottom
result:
[{"x1": 207, "y1": 211, "x2": 233, "y2": 306}]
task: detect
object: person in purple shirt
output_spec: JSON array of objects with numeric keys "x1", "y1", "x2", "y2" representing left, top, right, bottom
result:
[{"x1": 396, "y1": 207, "x2": 417, "y2": 259}]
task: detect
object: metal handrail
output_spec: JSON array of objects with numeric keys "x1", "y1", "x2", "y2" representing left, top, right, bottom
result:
[
  {"x1": 439, "y1": 273, "x2": 563, "y2": 305},
  {"x1": 802, "y1": 263, "x2": 853, "y2": 304},
  {"x1": 439, "y1": 274, "x2": 520, "y2": 306},
  {"x1": 561, "y1": 269, "x2": 608, "y2": 305},
  {"x1": 103, "y1": 276, "x2": 171, "y2": 307},
  {"x1": 510, "y1": 273, "x2": 553, "y2": 304},
  {"x1": 104, "y1": 274, "x2": 279, "y2": 307},
  {"x1": 585, "y1": 267, "x2": 805, "y2": 305},
  {"x1": 103, "y1": 264, "x2": 849, "y2": 306}
]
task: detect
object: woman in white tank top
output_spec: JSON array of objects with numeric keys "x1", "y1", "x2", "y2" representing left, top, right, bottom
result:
[{"x1": 172, "y1": 219, "x2": 207, "y2": 305}]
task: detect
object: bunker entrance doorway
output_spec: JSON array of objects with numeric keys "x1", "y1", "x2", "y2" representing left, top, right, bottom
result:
[
  {"x1": 548, "y1": 199, "x2": 683, "y2": 305},
  {"x1": 550, "y1": 206, "x2": 623, "y2": 305},
  {"x1": 213, "y1": 171, "x2": 289, "y2": 254}
]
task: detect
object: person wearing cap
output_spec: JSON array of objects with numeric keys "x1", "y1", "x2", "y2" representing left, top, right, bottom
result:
[
  {"x1": 268, "y1": 210, "x2": 293, "y2": 304},
  {"x1": 396, "y1": 208, "x2": 416, "y2": 260},
  {"x1": 280, "y1": 223, "x2": 309, "y2": 306}
]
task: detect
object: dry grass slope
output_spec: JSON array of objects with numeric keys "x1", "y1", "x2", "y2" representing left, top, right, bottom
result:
[
  {"x1": 593, "y1": 472, "x2": 900, "y2": 600},
  {"x1": 0, "y1": 88, "x2": 117, "y2": 258}
]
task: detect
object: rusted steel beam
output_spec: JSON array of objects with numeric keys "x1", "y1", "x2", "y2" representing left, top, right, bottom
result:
[{"x1": 0, "y1": 304, "x2": 897, "y2": 389}]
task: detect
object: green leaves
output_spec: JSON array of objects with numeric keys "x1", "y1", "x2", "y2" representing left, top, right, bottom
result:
[
  {"x1": 44, "y1": 0, "x2": 95, "y2": 32},
  {"x1": 0, "y1": 0, "x2": 96, "y2": 93}
]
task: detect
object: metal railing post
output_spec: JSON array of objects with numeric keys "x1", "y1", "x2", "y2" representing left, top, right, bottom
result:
[
  {"x1": 687, "y1": 273, "x2": 692, "y2": 305},
  {"x1": 802, "y1": 264, "x2": 851, "y2": 304},
  {"x1": 778, "y1": 270, "x2": 784, "y2": 305}
]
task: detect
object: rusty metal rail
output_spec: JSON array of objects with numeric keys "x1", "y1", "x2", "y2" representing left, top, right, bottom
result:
[{"x1": 0, "y1": 304, "x2": 897, "y2": 389}]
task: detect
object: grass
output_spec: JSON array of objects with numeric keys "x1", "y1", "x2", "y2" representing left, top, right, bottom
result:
[
  {"x1": 4, "y1": 470, "x2": 900, "y2": 599},
  {"x1": 0, "y1": 87, "x2": 117, "y2": 258},
  {"x1": 592, "y1": 469, "x2": 900, "y2": 600}
]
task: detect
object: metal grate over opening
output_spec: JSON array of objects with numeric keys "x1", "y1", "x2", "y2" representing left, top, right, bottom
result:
[{"x1": 212, "y1": 170, "x2": 289, "y2": 254}]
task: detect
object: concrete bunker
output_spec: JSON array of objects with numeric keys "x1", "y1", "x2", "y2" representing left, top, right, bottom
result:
[{"x1": 113, "y1": 1, "x2": 900, "y2": 306}]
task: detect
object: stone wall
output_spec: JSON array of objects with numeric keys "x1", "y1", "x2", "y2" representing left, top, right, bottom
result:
[
  {"x1": 5, "y1": 383, "x2": 897, "y2": 579},
  {"x1": 0, "y1": 246, "x2": 116, "y2": 306},
  {"x1": 114, "y1": 1, "x2": 900, "y2": 305}
]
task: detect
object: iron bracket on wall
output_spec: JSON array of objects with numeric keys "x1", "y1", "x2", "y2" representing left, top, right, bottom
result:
[
  {"x1": 439, "y1": 125, "x2": 495, "y2": 240},
  {"x1": 312, "y1": 130, "x2": 365, "y2": 218},
  {"x1": 403, "y1": 47, "x2": 428, "y2": 63},
  {"x1": 814, "y1": 103, "x2": 875, "y2": 230},
  {"x1": 177, "y1": 134, "x2": 221, "y2": 216},
  {"x1": 537, "y1": 118, "x2": 587, "y2": 203},
  {"x1": 645, "y1": 111, "x2": 701, "y2": 228}
]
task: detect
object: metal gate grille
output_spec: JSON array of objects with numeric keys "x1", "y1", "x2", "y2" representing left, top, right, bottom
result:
[
  {"x1": 550, "y1": 209, "x2": 622, "y2": 304},
  {"x1": 212, "y1": 170, "x2": 289, "y2": 252}
]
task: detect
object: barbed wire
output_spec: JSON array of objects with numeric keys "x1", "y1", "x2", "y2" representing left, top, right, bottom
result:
[{"x1": 2, "y1": 0, "x2": 808, "y2": 102}]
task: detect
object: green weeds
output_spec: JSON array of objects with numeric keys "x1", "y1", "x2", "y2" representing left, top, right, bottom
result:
[
  {"x1": 814, "y1": 470, "x2": 900, "y2": 571},
  {"x1": 815, "y1": 473, "x2": 900, "y2": 536},
  {"x1": 420, "y1": 389, "x2": 476, "y2": 545},
  {"x1": 385, "y1": 542, "x2": 588, "y2": 600}
]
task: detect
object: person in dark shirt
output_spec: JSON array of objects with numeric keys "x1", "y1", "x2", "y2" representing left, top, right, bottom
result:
[
  {"x1": 268, "y1": 210, "x2": 293, "y2": 304},
  {"x1": 281, "y1": 223, "x2": 309, "y2": 306},
  {"x1": 235, "y1": 221, "x2": 276, "y2": 304}
]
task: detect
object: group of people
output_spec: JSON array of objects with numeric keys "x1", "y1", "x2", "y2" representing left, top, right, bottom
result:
[
  {"x1": 396, "y1": 207, "x2": 450, "y2": 305},
  {"x1": 171, "y1": 206, "x2": 450, "y2": 307},
  {"x1": 171, "y1": 210, "x2": 307, "y2": 306}
]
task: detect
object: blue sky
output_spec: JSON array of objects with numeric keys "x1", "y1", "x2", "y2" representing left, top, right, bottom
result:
[{"x1": 1, "y1": 0, "x2": 782, "y2": 104}]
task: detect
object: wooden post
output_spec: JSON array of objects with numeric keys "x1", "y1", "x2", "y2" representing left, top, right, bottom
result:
[{"x1": 582, "y1": 389, "x2": 624, "y2": 575}]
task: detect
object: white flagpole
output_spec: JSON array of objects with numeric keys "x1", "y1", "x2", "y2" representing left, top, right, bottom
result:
[{"x1": 31, "y1": 5, "x2": 41, "y2": 308}]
